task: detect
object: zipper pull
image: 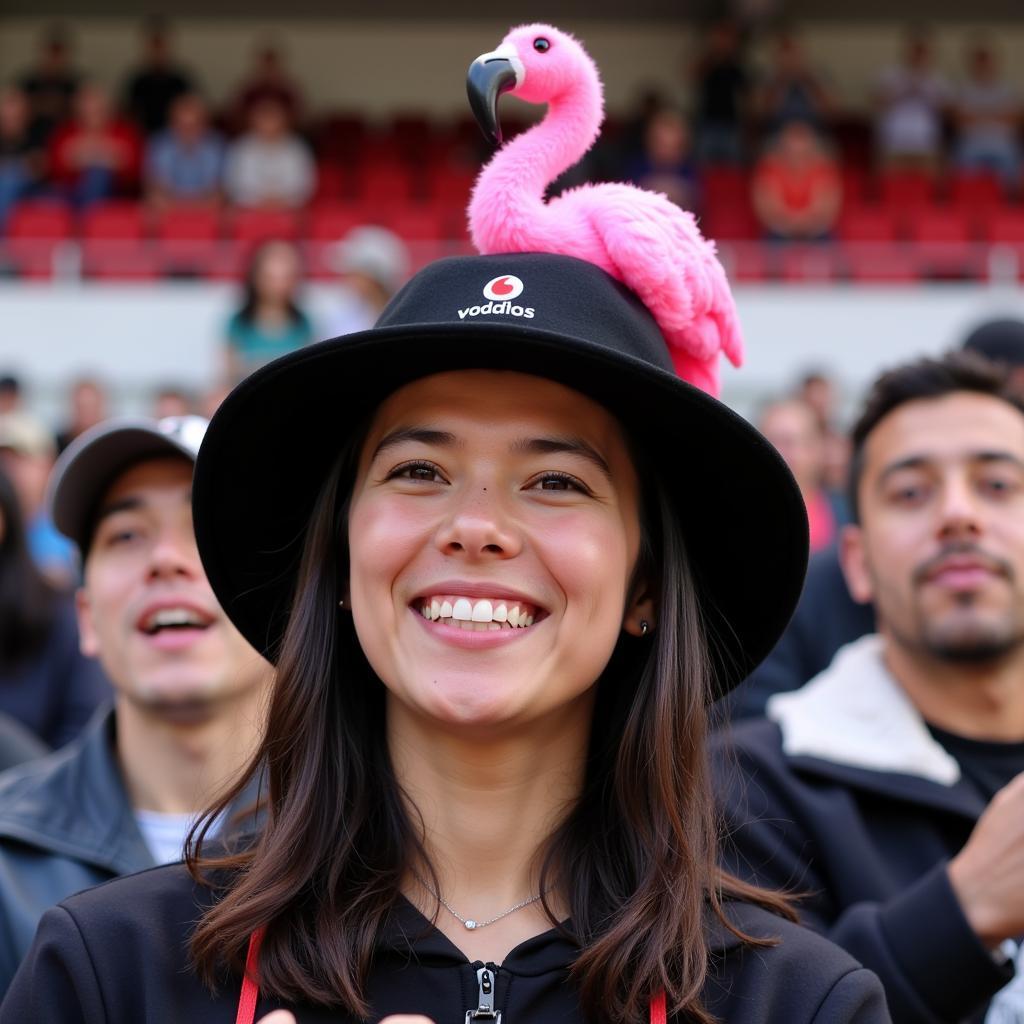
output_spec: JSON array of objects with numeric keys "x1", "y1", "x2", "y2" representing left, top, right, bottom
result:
[{"x1": 465, "y1": 965, "x2": 502, "y2": 1023}]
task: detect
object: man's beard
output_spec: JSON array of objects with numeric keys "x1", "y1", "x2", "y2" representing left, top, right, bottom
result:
[{"x1": 917, "y1": 593, "x2": 1024, "y2": 664}]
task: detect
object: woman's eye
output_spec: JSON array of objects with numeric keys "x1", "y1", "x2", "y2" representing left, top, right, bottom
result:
[
  {"x1": 531, "y1": 472, "x2": 588, "y2": 493},
  {"x1": 389, "y1": 461, "x2": 445, "y2": 483}
]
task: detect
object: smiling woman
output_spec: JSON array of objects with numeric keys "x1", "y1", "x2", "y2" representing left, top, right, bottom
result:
[{"x1": 0, "y1": 253, "x2": 887, "y2": 1024}]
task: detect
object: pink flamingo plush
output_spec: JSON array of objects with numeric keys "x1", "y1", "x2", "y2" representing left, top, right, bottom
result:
[{"x1": 466, "y1": 24, "x2": 742, "y2": 395}]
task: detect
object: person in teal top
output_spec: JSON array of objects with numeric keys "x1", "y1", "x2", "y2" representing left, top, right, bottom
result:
[{"x1": 224, "y1": 239, "x2": 315, "y2": 382}]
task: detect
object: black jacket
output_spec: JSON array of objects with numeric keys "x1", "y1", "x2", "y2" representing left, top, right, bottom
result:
[
  {"x1": 0, "y1": 861, "x2": 887, "y2": 1023},
  {"x1": 725, "y1": 544, "x2": 873, "y2": 721},
  {"x1": 0, "y1": 705, "x2": 261, "y2": 995},
  {"x1": 714, "y1": 636, "x2": 1016, "y2": 1024}
]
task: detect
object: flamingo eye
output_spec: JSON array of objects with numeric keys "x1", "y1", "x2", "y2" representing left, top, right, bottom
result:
[{"x1": 533, "y1": 37, "x2": 551, "y2": 52}]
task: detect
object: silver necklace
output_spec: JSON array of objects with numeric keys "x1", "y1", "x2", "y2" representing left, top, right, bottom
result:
[{"x1": 416, "y1": 874, "x2": 546, "y2": 931}]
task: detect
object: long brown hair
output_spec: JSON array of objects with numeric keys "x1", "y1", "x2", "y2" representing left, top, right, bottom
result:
[{"x1": 187, "y1": 426, "x2": 793, "y2": 1024}]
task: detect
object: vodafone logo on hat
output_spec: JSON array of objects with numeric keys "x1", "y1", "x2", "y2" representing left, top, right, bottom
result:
[
  {"x1": 483, "y1": 275, "x2": 524, "y2": 301},
  {"x1": 457, "y1": 273, "x2": 535, "y2": 321}
]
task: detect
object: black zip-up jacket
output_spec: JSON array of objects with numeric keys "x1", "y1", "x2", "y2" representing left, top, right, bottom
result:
[
  {"x1": 0, "y1": 860, "x2": 889, "y2": 1022},
  {"x1": 713, "y1": 636, "x2": 1016, "y2": 1024}
]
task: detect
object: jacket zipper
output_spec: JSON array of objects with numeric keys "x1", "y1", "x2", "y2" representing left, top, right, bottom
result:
[{"x1": 465, "y1": 964, "x2": 502, "y2": 1023}]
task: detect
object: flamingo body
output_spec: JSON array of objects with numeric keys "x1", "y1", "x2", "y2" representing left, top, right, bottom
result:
[{"x1": 468, "y1": 25, "x2": 743, "y2": 395}]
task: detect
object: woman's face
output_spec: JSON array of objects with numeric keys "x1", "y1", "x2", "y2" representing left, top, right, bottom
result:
[
  {"x1": 254, "y1": 243, "x2": 300, "y2": 303},
  {"x1": 347, "y1": 370, "x2": 647, "y2": 729}
]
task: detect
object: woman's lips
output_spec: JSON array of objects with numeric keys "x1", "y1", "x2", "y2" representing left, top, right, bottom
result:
[{"x1": 414, "y1": 594, "x2": 540, "y2": 630}]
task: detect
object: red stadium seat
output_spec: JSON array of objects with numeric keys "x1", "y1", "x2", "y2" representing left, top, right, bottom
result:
[
  {"x1": 5, "y1": 200, "x2": 73, "y2": 239},
  {"x1": 702, "y1": 201, "x2": 759, "y2": 242},
  {"x1": 4, "y1": 201, "x2": 75, "y2": 279},
  {"x1": 383, "y1": 203, "x2": 449, "y2": 242},
  {"x1": 949, "y1": 171, "x2": 1004, "y2": 208},
  {"x1": 879, "y1": 170, "x2": 936, "y2": 209},
  {"x1": 80, "y1": 202, "x2": 146, "y2": 240},
  {"x1": 152, "y1": 205, "x2": 220, "y2": 241},
  {"x1": 984, "y1": 210, "x2": 1024, "y2": 243},
  {"x1": 838, "y1": 204, "x2": 899, "y2": 242},
  {"x1": 307, "y1": 203, "x2": 367, "y2": 242},
  {"x1": 778, "y1": 245, "x2": 840, "y2": 283},
  {"x1": 312, "y1": 162, "x2": 347, "y2": 203},
  {"x1": 907, "y1": 208, "x2": 973, "y2": 244},
  {"x1": 227, "y1": 208, "x2": 302, "y2": 243},
  {"x1": 354, "y1": 161, "x2": 413, "y2": 204},
  {"x1": 845, "y1": 245, "x2": 920, "y2": 283}
]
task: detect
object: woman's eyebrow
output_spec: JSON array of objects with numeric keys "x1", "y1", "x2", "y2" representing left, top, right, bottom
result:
[
  {"x1": 512, "y1": 436, "x2": 612, "y2": 478},
  {"x1": 372, "y1": 427, "x2": 458, "y2": 460}
]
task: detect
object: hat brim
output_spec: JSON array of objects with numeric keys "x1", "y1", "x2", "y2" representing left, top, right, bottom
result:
[
  {"x1": 49, "y1": 420, "x2": 199, "y2": 551},
  {"x1": 193, "y1": 322, "x2": 808, "y2": 698}
]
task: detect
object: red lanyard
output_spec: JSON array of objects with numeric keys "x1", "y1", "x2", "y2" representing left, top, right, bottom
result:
[{"x1": 236, "y1": 928, "x2": 668, "y2": 1023}]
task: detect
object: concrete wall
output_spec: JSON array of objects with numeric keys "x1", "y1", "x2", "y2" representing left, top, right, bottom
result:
[{"x1": 2, "y1": 279, "x2": 1021, "y2": 422}]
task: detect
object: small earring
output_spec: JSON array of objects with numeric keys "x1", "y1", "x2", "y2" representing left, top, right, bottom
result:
[
  {"x1": 338, "y1": 598, "x2": 345, "y2": 608},
  {"x1": 640, "y1": 620, "x2": 649, "y2": 636}
]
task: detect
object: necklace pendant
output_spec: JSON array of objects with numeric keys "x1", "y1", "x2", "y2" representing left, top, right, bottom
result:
[{"x1": 464, "y1": 919, "x2": 478, "y2": 930}]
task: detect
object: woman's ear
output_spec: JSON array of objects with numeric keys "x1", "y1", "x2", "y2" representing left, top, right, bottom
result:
[{"x1": 623, "y1": 581, "x2": 656, "y2": 637}]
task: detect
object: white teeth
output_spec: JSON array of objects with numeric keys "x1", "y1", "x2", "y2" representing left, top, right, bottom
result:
[
  {"x1": 144, "y1": 607, "x2": 206, "y2": 631},
  {"x1": 493, "y1": 603, "x2": 508, "y2": 622},
  {"x1": 418, "y1": 596, "x2": 537, "y2": 628},
  {"x1": 471, "y1": 599, "x2": 493, "y2": 622},
  {"x1": 420, "y1": 605, "x2": 430, "y2": 619},
  {"x1": 526, "y1": 614, "x2": 534, "y2": 626},
  {"x1": 508, "y1": 605, "x2": 520, "y2": 628},
  {"x1": 431, "y1": 599, "x2": 440, "y2": 620},
  {"x1": 440, "y1": 600, "x2": 453, "y2": 619},
  {"x1": 452, "y1": 598, "x2": 473, "y2": 621}
]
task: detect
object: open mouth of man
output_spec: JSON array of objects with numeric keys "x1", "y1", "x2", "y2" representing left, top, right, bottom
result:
[{"x1": 137, "y1": 606, "x2": 215, "y2": 644}]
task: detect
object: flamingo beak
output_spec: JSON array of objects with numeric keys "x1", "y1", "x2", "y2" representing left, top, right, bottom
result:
[{"x1": 467, "y1": 50, "x2": 521, "y2": 146}]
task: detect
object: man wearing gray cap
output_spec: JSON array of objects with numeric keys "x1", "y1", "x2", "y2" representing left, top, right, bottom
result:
[{"x1": 0, "y1": 415, "x2": 272, "y2": 994}]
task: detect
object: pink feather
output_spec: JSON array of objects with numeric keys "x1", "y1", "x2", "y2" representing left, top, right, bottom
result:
[{"x1": 468, "y1": 24, "x2": 743, "y2": 396}]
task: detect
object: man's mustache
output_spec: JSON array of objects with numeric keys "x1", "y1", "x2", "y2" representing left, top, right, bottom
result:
[{"x1": 912, "y1": 542, "x2": 1015, "y2": 587}]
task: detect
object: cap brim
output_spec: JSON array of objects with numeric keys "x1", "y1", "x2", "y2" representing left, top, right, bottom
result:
[
  {"x1": 194, "y1": 322, "x2": 808, "y2": 698},
  {"x1": 49, "y1": 419, "x2": 199, "y2": 551}
]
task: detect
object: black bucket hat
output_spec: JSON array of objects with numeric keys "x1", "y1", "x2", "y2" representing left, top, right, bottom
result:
[{"x1": 193, "y1": 252, "x2": 808, "y2": 698}]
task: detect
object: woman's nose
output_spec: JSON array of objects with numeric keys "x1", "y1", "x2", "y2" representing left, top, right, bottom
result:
[{"x1": 435, "y1": 490, "x2": 522, "y2": 560}]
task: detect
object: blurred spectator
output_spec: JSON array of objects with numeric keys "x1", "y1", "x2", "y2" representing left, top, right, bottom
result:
[
  {"x1": 325, "y1": 226, "x2": 410, "y2": 337},
  {"x1": 230, "y1": 44, "x2": 304, "y2": 131},
  {"x1": 758, "y1": 397, "x2": 847, "y2": 553},
  {"x1": 798, "y1": 369, "x2": 839, "y2": 430},
  {"x1": 751, "y1": 121, "x2": 842, "y2": 241},
  {"x1": 121, "y1": 19, "x2": 194, "y2": 137},
  {"x1": 0, "y1": 416, "x2": 270, "y2": 992},
  {"x1": 0, "y1": 413, "x2": 76, "y2": 590},
  {"x1": 757, "y1": 32, "x2": 833, "y2": 136},
  {"x1": 953, "y1": 43, "x2": 1021, "y2": 189},
  {"x1": 962, "y1": 317, "x2": 1024, "y2": 392},
  {"x1": 0, "y1": 466, "x2": 109, "y2": 749},
  {"x1": 55, "y1": 376, "x2": 108, "y2": 454},
  {"x1": 0, "y1": 88, "x2": 47, "y2": 231},
  {"x1": 224, "y1": 239, "x2": 315, "y2": 381},
  {"x1": 48, "y1": 82, "x2": 142, "y2": 208},
  {"x1": 691, "y1": 19, "x2": 750, "y2": 165},
  {"x1": 151, "y1": 384, "x2": 193, "y2": 419},
  {"x1": 223, "y1": 97, "x2": 315, "y2": 209},
  {"x1": 875, "y1": 32, "x2": 950, "y2": 171},
  {"x1": 17, "y1": 26, "x2": 80, "y2": 145},
  {"x1": 0, "y1": 379, "x2": 20, "y2": 416},
  {"x1": 624, "y1": 107, "x2": 700, "y2": 213},
  {"x1": 144, "y1": 92, "x2": 225, "y2": 209}
]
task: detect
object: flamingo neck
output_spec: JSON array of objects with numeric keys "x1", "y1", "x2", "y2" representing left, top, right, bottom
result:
[{"x1": 486, "y1": 76, "x2": 604, "y2": 204}]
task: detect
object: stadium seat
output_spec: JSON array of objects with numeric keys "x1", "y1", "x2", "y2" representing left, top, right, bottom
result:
[
  {"x1": 907, "y1": 208, "x2": 974, "y2": 244},
  {"x1": 151, "y1": 206, "x2": 222, "y2": 278},
  {"x1": 949, "y1": 172, "x2": 1004, "y2": 210},
  {"x1": 778, "y1": 245, "x2": 841, "y2": 283},
  {"x1": 354, "y1": 161, "x2": 413, "y2": 204},
  {"x1": 838, "y1": 204, "x2": 899, "y2": 242},
  {"x1": 5, "y1": 200, "x2": 73, "y2": 240},
  {"x1": 879, "y1": 170, "x2": 936, "y2": 210},
  {"x1": 80, "y1": 202, "x2": 146, "y2": 240},
  {"x1": 383, "y1": 203, "x2": 449, "y2": 242},
  {"x1": 227, "y1": 208, "x2": 303, "y2": 243},
  {"x1": 984, "y1": 210, "x2": 1024, "y2": 243},
  {"x1": 3, "y1": 201, "x2": 74, "y2": 279}
]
